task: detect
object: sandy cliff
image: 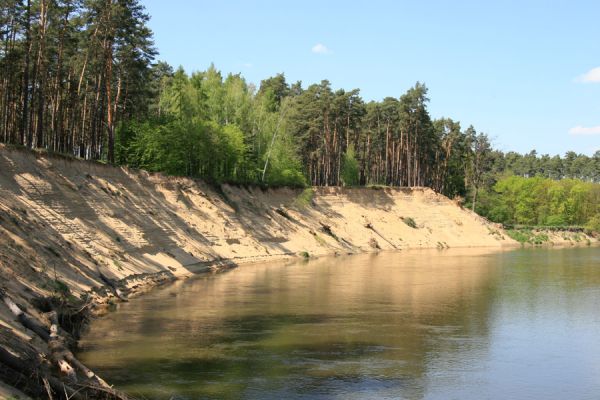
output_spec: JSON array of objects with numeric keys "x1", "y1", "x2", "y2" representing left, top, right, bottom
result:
[{"x1": 0, "y1": 144, "x2": 519, "y2": 398}]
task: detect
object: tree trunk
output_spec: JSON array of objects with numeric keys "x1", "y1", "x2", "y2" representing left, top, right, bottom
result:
[{"x1": 20, "y1": 0, "x2": 32, "y2": 146}]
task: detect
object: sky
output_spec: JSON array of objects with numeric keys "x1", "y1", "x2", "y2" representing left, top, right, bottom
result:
[{"x1": 142, "y1": 0, "x2": 600, "y2": 156}]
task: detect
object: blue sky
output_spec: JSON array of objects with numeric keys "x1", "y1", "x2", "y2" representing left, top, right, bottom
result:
[{"x1": 142, "y1": 0, "x2": 599, "y2": 156}]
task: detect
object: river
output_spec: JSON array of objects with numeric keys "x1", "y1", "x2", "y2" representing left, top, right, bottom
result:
[{"x1": 78, "y1": 247, "x2": 600, "y2": 399}]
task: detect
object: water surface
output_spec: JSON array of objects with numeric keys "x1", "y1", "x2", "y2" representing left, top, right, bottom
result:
[{"x1": 78, "y1": 247, "x2": 600, "y2": 399}]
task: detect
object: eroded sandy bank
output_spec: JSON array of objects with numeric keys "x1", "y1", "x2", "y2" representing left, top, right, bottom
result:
[{"x1": 0, "y1": 145, "x2": 594, "y2": 398}]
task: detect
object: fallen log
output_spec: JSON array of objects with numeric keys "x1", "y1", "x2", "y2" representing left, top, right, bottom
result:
[
  {"x1": 0, "y1": 339, "x2": 48, "y2": 399},
  {"x1": 48, "y1": 311, "x2": 77, "y2": 383},
  {"x1": 0, "y1": 291, "x2": 124, "y2": 399},
  {"x1": 0, "y1": 344, "x2": 30, "y2": 373},
  {"x1": 1, "y1": 289, "x2": 50, "y2": 341},
  {"x1": 47, "y1": 311, "x2": 110, "y2": 387},
  {"x1": 363, "y1": 221, "x2": 397, "y2": 249}
]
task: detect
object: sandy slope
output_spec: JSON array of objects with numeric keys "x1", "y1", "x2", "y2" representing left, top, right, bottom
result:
[
  {"x1": 0, "y1": 144, "x2": 524, "y2": 396},
  {"x1": 0, "y1": 144, "x2": 513, "y2": 289}
]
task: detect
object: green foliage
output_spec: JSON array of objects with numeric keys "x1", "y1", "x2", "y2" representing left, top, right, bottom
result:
[
  {"x1": 294, "y1": 188, "x2": 315, "y2": 208},
  {"x1": 266, "y1": 168, "x2": 307, "y2": 187},
  {"x1": 532, "y1": 233, "x2": 550, "y2": 245},
  {"x1": 47, "y1": 279, "x2": 70, "y2": 297},
  {"x1": 585, "y1": 214, "x2": 600, "y2": 234},
  {"x1": 117, "y1": 67, "x2": 306, "y2": 186},
  {"x1": 341, "y1": 145, "x2": 360, "y2": 186},
  {"x1": 2, "y1": 0, "x2": 599, "y2": 196},
  {"x1": 367, "y1": 184, "x2": 388, "y2": 190},
  {"x1": 312, "y1": 233, "x2": 328, "y2": 246},
  {"x1": 546, "y1": 214, "x2": 567, "y2": 226},
  {"x1": 261, "y1": 105, "x2": 307, "y2": 187},
  {"x1": 0, "y1": 0, "x2": 157, "y2": 161},
  {"x1": 478, "y1": 176, "x2": 600, "y2": 228},
  {"x1": 506, "y1": 229, "x2": 550, "y2": 245}
]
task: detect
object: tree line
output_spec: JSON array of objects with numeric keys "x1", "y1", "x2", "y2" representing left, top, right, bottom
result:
[
  {"x1": 1, "y1": 0, "x2": 599, "y2": 210},
  {"x1": 475, "y1": 176, "x2": 600, "y2": 231},
  {"x1": 0, "y1": 0, "x2": 155, "y2": 162},
  {"x1": 116, "y1": 67, "x2": 499, "y2": 199}
]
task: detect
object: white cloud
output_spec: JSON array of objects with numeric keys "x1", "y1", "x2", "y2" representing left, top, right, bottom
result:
[
  {"x1": 576, "y1": 67, "x2": 600, "y2": 83},
  {"x1": 569, "y1": 125, "x2": 600, "y2": 135},
  {"x1": 242, "y1": 62, "x2": 253, "y2": 68},
  {"x1": 311, "y1": 43, "x2": 330, "y2": 54}
]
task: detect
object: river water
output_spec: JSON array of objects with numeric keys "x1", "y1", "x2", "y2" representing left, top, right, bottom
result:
[{"x1": 78, "y1": 247, "x2": 600, "y2": 399}]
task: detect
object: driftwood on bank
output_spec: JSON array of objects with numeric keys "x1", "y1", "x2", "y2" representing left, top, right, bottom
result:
[
  {"x1": 0, "y1": 342, "x2": 49, "y2": 398},
  {"x1": 1, "y1": 289, "x2": 50, "y2": 341},
  {"x1": 318, "y1": 221, "x2": 356, "y2": 250},
  {"x1": 47, "y1": 310, "x2": 109, "y2": 387},
  {"x1": 0, "y1": 288, "x2": 125, "y2": 399},
  {"x1": 0, "y1": 340, "x2": 85, "y2": 400},
  {"x1": 98, "y1": 269, "x2": 129, "y2": 302},
  {"x1": 0, "y1": 343, "x2": 32, "y2": 373}
]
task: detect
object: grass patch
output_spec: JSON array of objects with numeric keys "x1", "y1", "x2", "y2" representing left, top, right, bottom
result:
[
  {"x1": 367, "y1": 184, "x2": 388, "y2": 190},
  {"x1": 312, "y1": 233, "x2": 328, "y2": 246},
  {"x1": 401, "y1": 216, "x2": 417, "y2": 229},
  {"x1": 299, "y1": 251, "x2": 310, "y2": 259},
  {"x1": 294, "y1": 188, "x2": 314, "y2": 208},
  {"x1": 530, "y1": 233, "x2": 549, "y2": 245},
  {"x1": 487, "y1": 227, "x2": 505, "y2": 240},
  {"x1": 113, "y1": 259, "x2": 124, "y2": 271},
  {"x1": 506, "y1": 229, "x2": 550, "y2": 245},
  {"x1": 43, "y1": 279, "x2": 72, "y2": 301},
  {"x1": 506, "y1": 229, "x2": 531, "y2": 243}
]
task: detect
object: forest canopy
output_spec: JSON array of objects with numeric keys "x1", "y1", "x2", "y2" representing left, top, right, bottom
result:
[{"x1": 1, "y1": 0, "x2": 598, "y2": 228}]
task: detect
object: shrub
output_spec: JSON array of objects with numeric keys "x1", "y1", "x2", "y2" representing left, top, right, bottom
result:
[
  {"x1": 266, "y1": 168, "x2": 307, "y2": 187},
  {"x1": 506, "y1": 229, "x2": 531, "y2": 243},
  {"x1": 299, "y1": 251, "x2": 310, "y2": 259},
  {"x1": 368, "y1": 184, "x2": 387, "y2": 190},
  {"x1": 506, "y1": 229, "x2": 550, "y2": 245},
  {"x1": 584, "y1": 214, "x2": 600, "y2": 234},
  {"x1": 341, "y1": 145, "x2": 359, "y2": 186},
  {"x1": 545, "y1": 214, "x2": 566, "y2": 226}
]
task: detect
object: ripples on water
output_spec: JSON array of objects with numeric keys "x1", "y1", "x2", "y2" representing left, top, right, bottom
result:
[{"x1": 78, "y1": 247, "x2": 600, "y2": 399}]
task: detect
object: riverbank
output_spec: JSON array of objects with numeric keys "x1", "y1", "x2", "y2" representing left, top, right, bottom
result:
[
  {"x1": 504, "y1": 227, "x2": 598, "y2": 247},
  {"x1": 0, "y1": 145, "x2": 596, "y2": 398}
]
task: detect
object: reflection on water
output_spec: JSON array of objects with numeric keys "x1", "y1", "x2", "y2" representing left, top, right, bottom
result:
[{"x1": 78, "y1": 247, "x2": 600, "y2": 399}]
